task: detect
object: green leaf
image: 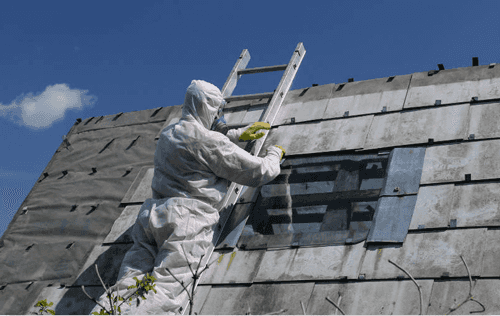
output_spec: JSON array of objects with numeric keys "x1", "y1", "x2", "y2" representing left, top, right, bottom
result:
[
  {"x1": 48, "y1": 302, "x2": 54, "y2": 307},
  {"x1": 118, "y1": 297, "x2": 124, "y2": 301},
  {"x1": 118, "y1": 306, "x2": 122, "y2": 314},
  {"x1": 48, "y1": 309, "x2": 56, "y2": 315}
]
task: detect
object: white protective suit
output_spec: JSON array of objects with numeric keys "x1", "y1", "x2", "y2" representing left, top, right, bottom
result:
[{"x1": 91, "y1": 80, "x2": 282, "y2": 315}]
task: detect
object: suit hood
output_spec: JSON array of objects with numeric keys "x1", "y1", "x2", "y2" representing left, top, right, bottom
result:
[{"x1": 181, "y1": 80, "x2": 225, "y2": 129}]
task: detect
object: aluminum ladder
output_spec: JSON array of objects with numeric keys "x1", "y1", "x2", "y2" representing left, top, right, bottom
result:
[{"x1": 181, "y1": 42, "x2": 306, "y2": 314}]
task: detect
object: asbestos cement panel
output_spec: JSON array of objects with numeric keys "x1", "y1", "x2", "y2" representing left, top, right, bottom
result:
[
  {"x1": 74, "y1": 243, "x2": 133, "y2": 286},
  {"x1": 408, "y1": 185, "x2": 454, "y2": 229},
  {"x1": 259, "y1": 115, "x2": 373, "y2": 156},
  {"x1": 380, "y1": 147, "x2": 426, "y2": 196},
  {"x1": 103, "y1": 205, "x2": 141, "y2": 243},
  {"x1": 420, "y1": 139, "x2": 500, "y2": 184},
  {"x1": 241, "y1": 102, "x2": 268, "y2": 125},
  {"x1": 306, "y1": 279, "x2": 434, "y2": 315},
  {"x1": 449, "y1": 182, "x2": 500, "y2": 227},
  {"x1": 480, "y1": 228, "x2": 500, "y2": 277},
  {"x1": 121, "y1": 167, "x2": 154, "y2": 204},
  {"x1": 0, "y1": 238, "x2": 95, "y2": 285},
  {"x1": 254, "y1": 241, "x2": 366, "y2": 282},
  {"x1": 0, "y1": 280, "x2": 75, "y2": 315},
  {"x1": 192, "y1": 285, "x2": 212, "y2": 315},
  {"x1": 200, "y1": 283, "x2": 315, "y2": 315},
  {"x1": 428, "y1": 279, "x2": 500, "y2": 314},
  {"x1": 155, "y1": 105, "x2": 183, "y2": 139},
  {"x1": 468, "y1": 102, "x2": 500, "y2": 140},
  {"x1": 360, "y1": 228, "x2": 486, "y2": 279},
  {"x1": 404, "y1": 65, "x2": 500, "y2": 109},
  {"x1": 26, "y1": 284, "x2": 106, "y2": 316},
  {"x1": 323, "y1": 75, "x2": 412, "y2": 119},
  {"x1": 364, "y1": 104, "x2": 470, "y2": 150},
  {"x1": 273, "y1": 84, "x2": 334, "y2": 126},
  {"x1": 200, "y1": 249, "x2": 266, "y2": 284},
  {"x1": 366, "y1": 195, "x2": 418, "y2": 243},
  {"x1": 74, "y1": 107, "x2": 171, "y2": 134}
]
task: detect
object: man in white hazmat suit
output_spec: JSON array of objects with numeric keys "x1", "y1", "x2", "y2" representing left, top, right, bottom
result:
[{"x1": 91, "y1": 80, "x2": 285, "y2": 315}]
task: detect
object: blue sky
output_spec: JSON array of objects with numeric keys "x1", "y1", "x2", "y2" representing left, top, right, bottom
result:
[{"x1": 1, "y1": 0, "x2": 499, "y2": 238}]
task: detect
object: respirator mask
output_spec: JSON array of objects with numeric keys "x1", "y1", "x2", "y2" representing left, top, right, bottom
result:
[{"x1": 210, "y1": 101, "x2": 229, "y2": 135}]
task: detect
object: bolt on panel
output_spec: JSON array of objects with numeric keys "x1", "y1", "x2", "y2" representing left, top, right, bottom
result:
[
  {"x1": 364, "y1": 104, "x2": 470, "y2": 150},
  {"x1": 408, "y1": 185, "x2": 454, "y2": 230},
  {"x1": 273, "y1": 84, "x2": 335, "y2": 125},
  {"x1": 306, "y1": 279, "x2": 434, "y2": 315},
  {"x1": 449, "y1": 182, "x2": 500, "y2": 227},
  {"x1": 468, "y1": 101, "x2": 500, "y2": 140},
  {"x1": 323, "y1": 75, "x2": 411, "y2": 120},
  {"x1": 254, "y1": 242, "x2": 366, "y2": 282},
  {"x1": 420, "y1": 139, "x2": 500, "y2": 184},
  {"x1": 103, "y1": 205, "x2": 142, "y2": 243},
  {"x1": 360, "y1": 228, "x2": 487, "y2": 279},
  {"x1": 428, "y1": 279, "x2": 500, "y2": 314},
  {"x1": 200, "y1": 249, "x2": 266, "y2": 284},
  {"x1": 480, "y1": 228, "x2": 500, "y2": 277},
  {"x1": 259, "y1": 115, "x2": 373, "y2": 156},
  {"x1": 121, "y1": 166, "x2": 154, "y2": 204},
  {"x1": 23, "y1": 280, "x2": 95, "y2": 316},
  {"x1": 405, "y1": 65, "x2": 500, "y2": 109},
  {"x1": 200, "y1": 283, "x2": 315, "y2": 315},
  {"x1": 74, "y1": 243, "x2": 133, "y2": 286},
  {"x1": 154, "y1": 105, "x2": 183, "y2": 140}
]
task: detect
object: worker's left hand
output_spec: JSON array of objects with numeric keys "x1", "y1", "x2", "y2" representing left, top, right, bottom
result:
[{"x1": 239, "y1": 122, "x2": 271, "y2": 141}]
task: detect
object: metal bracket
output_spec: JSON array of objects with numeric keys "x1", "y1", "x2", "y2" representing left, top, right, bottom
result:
[
  {"x1": 449, "y1": 219, "x2": 457, "y2": 228},
  {"x1": 469, "y1": 134, "x2": 475, "y2": 140},
  {"x1": 418, "y1": 225, "x2": 425, "y2": 229},
  {"x1": 465, "y1": 174, "x2": 471, "y2": 182},
  {"x1": 434, "y1": 100, "x2": 441, "y2": 106},
  {"x1": 344, "y1": 111, "x2": 349, "y2": 117},
  {"x1": 381, "y1": 106, "x2": 387, "y2": 113}
]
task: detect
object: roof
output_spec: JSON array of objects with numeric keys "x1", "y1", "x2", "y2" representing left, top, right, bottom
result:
[{"x1": 1, "y1": 63, "x2": 500, "y2": 314}]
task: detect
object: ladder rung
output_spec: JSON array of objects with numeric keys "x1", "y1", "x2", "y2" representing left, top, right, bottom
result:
[
  {"x1": 238, "y1": 64, "x2": 288, "y2": 75},
  {"x1": 225, "y1": 92, "x2": 274, "y2": 102}
]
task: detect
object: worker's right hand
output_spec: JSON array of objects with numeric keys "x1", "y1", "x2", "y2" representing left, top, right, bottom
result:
[{"x1": 274, "y1": 145, "x2": 286, "y2": 160}]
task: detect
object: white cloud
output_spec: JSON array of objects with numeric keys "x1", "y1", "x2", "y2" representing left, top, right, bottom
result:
[{"x1": 0, "y1": 84, "x2": 97, "y2": 129}]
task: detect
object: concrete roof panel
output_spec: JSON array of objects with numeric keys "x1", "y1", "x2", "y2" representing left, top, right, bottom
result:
[
  {"x1": 468, "y1": 102, "x2": 500, "y2": 140},
  {"x1": 254, "y1": 242, "x2": 366, "y2": 282},
  {"x1": 364, "y1": 104, "x2": 470, "y2": 150},
  {"x1": 74, "y1": 243, "x2": 133, "y2": 287},
  {"x1": 450, "y1": 182, "x2": 500, "y2": 227},
  {"x1": 405, "y1": 65, "x2": 500, "y2": 108},
  {"x1": 421, "y1": 139, "x2": 500, "y2": 184},
  {"x1": 200, "y1": 249, "x2": 265, "y2": 284},
  {"x1": 261, "y1": 115, "x2": 373, "y2": 156},
  {"x1": 200, "y1": 283, "x2": 315, "y2": 315},
  {"x1": 306, "y1": 279, "x2": 434, "y2": 315},
  {"x1": 428, "y1": 279, "x2": 500, "y2": 314},
  {"x1": 360, "y1": 228, "x2": 486, "y2": 279},
  {"x1": 121, "y1": 167, "x2": 154, "y2": 204},
  {"x1": 74, "y1": 107, "x2": 172, "y2": 134},
  {"x1": 409, "y1": 185, "x2": 454, "y2": 229},
  {"x1": 154, "y1": 105, "x2": 183, "y2": 139},
  {"x1": 481, "y1": 228, "x2": 500, "y2": 277},
  {"x1": 103, "y1": 205, "x2": 141, "y2": 243},
  {"x1": 273, "y1": 84, "x2": 334, "y2": 125}
]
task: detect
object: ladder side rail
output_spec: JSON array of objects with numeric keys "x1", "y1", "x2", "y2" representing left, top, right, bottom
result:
[{"x1": 221, "y1": 49, "x2": 251, "y2": 99}]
